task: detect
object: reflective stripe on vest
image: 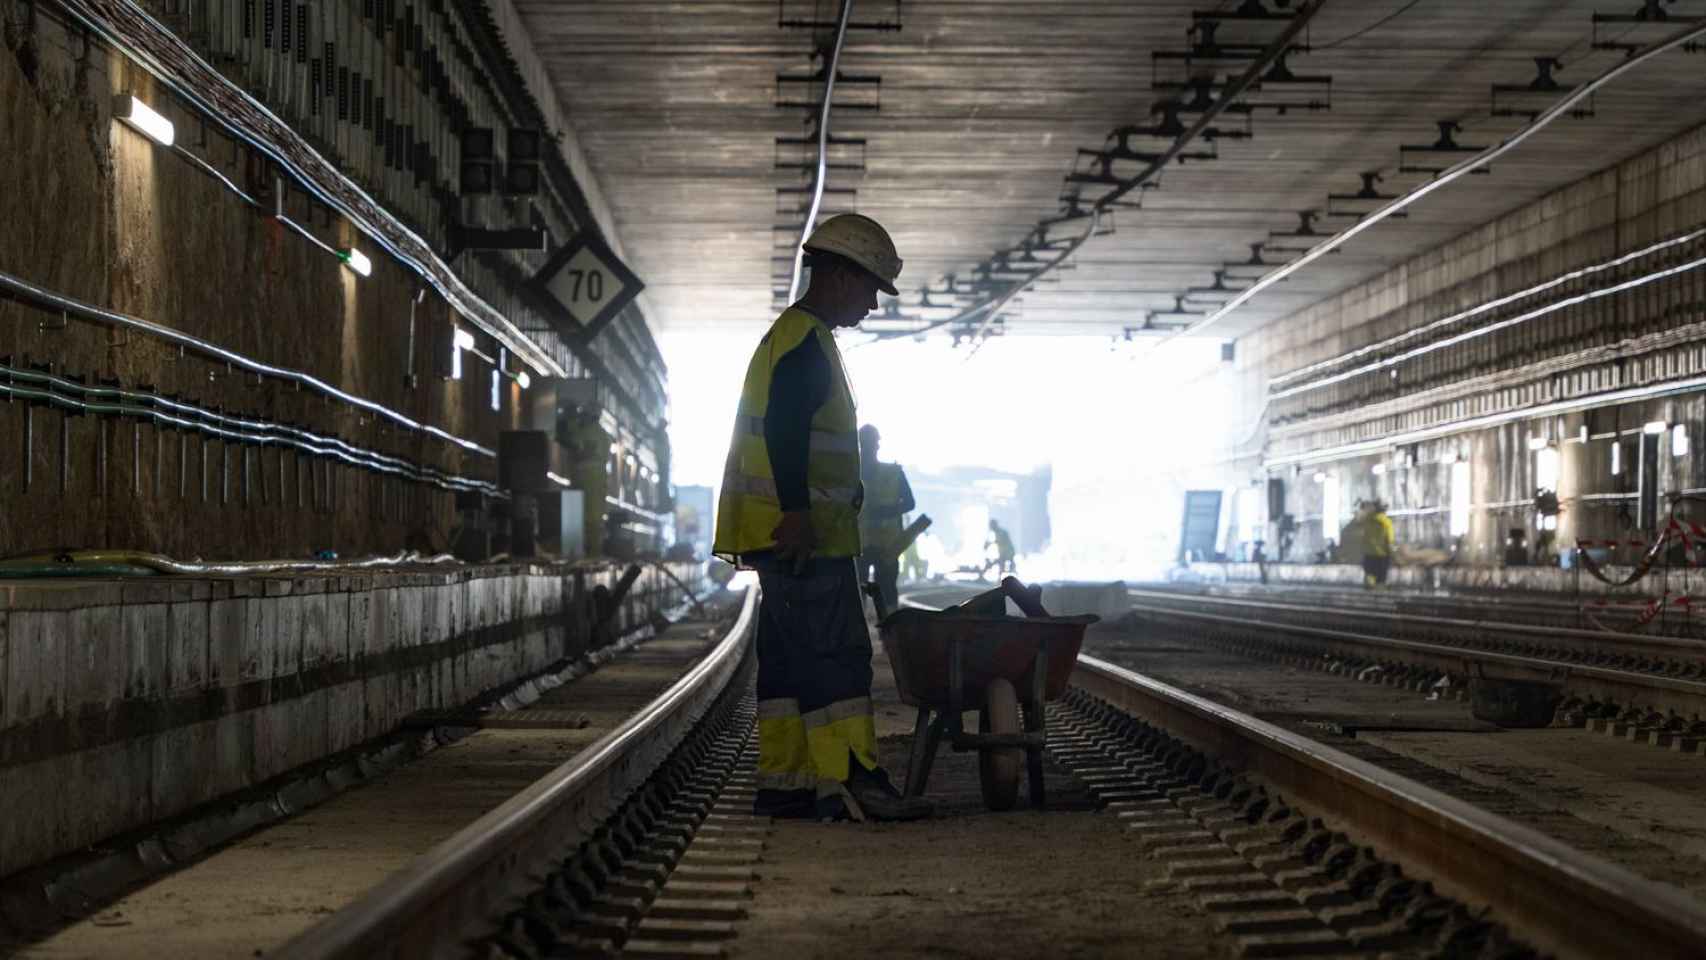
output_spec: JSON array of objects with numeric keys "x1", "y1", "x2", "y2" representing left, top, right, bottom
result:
[{"x1": 724, "y1": 474, "x2": 860, "y2": 506}]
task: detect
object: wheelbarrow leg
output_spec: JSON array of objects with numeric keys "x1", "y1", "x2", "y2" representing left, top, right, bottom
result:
[
  {"x1": 906, "y1": 710, "x2": 949, "y2": 799},
  {"x1": 905, "y1": 708, "x2": 932, "y2": 797},
  {"x1": 1026, "y1": 644, "x2": 1049, "y2": 808}
]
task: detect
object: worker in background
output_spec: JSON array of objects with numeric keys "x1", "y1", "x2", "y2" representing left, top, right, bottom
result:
[
  {"x1": 857, "y1": 424, "x2": 915, "y2": 613},
  {"x1": 1360, "y1": 500, "x2": 1396, "y2": 587},
  {"x1": 712, "y1": 213, "x2": 932, "y2": 824},
  {"x1": 901, "y1": 533, "x2": 928, "y2": 583},
  {"x1": 986, "y1": 518, "x2": 1016, "y2": 577}
]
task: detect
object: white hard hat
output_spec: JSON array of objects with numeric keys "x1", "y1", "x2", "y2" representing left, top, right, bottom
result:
[{"x1": 803, "y1": 213, "x2": 902, "y2": 295}]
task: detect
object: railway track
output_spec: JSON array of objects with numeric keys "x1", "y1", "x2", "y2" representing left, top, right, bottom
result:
[
  {"x1": 22, "y1": 583, "x2": 1705, "y2": 957},
  {"x1": 1120, "y1": 588, "x2": 1706, "y2": 740},
  {"x1": 186, "y1": 586, "x2": 1706, "y2": 956}
]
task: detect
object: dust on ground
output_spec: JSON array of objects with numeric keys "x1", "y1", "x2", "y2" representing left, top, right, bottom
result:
[{"x1": 732, "y1": 638, "x2": 1234, "y2": 960}]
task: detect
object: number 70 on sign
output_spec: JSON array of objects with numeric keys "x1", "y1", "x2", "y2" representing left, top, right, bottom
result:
[{"x1": 533, "y1": 231, "x2": 645, "y2": 339}]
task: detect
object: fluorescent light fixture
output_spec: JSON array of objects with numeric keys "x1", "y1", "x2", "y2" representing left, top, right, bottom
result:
[
  {"x1": 1312, "y1": 471, "x2": 1327, "y2": 483},
  {"x1": 545, "y1": 471, "x2": 572, "y2": 488},
  {"x1": 1612, "y1": 441, "x2": 1621, "y2": 476},
  {"x1": 453, "y1": 328, "x2": 476, "y2": 351},
  {"x1": 1579, "y1": 425, "x2": 1589, "y2": 443},
  {"x1": 1442, "y1": 451, "x2": 1459, "y2": 464},
  {"x1": 340, "y1": 247, "x2": 372, "y2": 277},
  {"x1": 1644, "y1": 420, "x2": 1668, "y2": 435},
  {"x1": 115, "y1": 94, "x2": 174, "y2": 146},
  {"x1": 516, "y1": 371, "x2": 531, "y2": 389},
  {"x1": 1526, "y1": 436, "x2": 1549, "y2": 452},
  {"x1": 1675, "y1": 424, "x2": 1689, "y2": 457},
  {"x1": 1371, "y1": 464, "x2": 1386, "y2": 476}
]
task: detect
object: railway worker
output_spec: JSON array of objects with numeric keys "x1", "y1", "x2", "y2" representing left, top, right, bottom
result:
[
  {"x1": 986, "y1": 518, "x2": 1017, "y2": 577},
  {"x1": 857, "y1": 423, "x2": 917, "y2": 613},
  {"x1": 1361, "y1": 500, "x2": 1396, "y2": 587},
  {"x1": 712, "y1": 213, "x2": 933, "y2": 823}
]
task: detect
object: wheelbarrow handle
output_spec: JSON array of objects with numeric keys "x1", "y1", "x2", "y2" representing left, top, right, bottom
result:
[{"x1": 1000, "y1": 576, "x2": 1050, "y2": 618}]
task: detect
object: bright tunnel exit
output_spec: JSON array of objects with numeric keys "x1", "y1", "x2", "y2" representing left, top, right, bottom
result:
[{"x1": 663, "y1": 330, "x2": 1240, "y2": 582}]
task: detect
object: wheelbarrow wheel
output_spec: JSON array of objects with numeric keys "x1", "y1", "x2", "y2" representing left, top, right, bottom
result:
[{"x1": 978, "y1": 677, "x2": 1022, "y2": 811}]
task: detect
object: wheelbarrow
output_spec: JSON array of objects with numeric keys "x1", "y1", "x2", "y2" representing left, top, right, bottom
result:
[{"x1": 866, "y1": 577, "x2": 1098, "y2": 811}]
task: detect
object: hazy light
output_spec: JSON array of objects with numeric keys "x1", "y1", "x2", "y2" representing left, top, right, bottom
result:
[
  {"x1": 1371, "y1": 464, "x2": 1386, "y2": 475},
  {"x1": 517, "y1": 370, "x2": 532, "y2": 389},
  {"x1": 1644, "y1": 420, "x2": 1668, "y2": 435},
  {"x1": 341, "y1": 248, "x2": 372, "y2": 277},
  {"x1": 116, "y1": 94, "x2": 174, "y2": 146},
  {"x1": 1526, "y1": 435, "x2": 1549, "y2": 451}
]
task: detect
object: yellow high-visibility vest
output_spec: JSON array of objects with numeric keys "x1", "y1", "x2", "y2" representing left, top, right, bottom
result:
[
  {"x1": 859, "y1": 461, "x2": 905, "y2": 552},
  {"x1": 713, "y1": 308, "x2": 862, "y2": 559}
]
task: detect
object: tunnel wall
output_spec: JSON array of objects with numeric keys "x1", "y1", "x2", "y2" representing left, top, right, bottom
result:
[
  {"x1": 0, "y1": 6, "x2": 519, "y2": 560},
  {"x1": 0, "y1": 560, "x2": 703, "y2": 881},
  {"x1": 1235, "y1": 119, "x2": 1706, "y2": 565}
]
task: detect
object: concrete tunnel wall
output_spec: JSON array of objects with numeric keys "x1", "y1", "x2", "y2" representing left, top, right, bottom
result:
[
  {"x1": 0, "y1": 560, "x2": 705, "y2": 881},
  {"x1": 0, "y1": 2, "x2": 526, "y2": 561},
  {"x1": 1197, "y1": 120, "x2": 1706, "y2": 566}
]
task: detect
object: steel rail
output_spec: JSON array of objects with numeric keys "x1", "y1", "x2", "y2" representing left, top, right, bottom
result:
[
  {"x1": 1071, "y1": 655, "x2": 1706, "y2": 960},
  {"x1": 1127, "y1": 602, "x2": 1706, "y2": 715},
  {"x1": 1161, "y1": 15, "x2": 1706, "y2": 347},
  {"x1": 901, "y1": 586, "x2": 1706, "y2": 957},
  {"x1": 269, "y1": 584, "x2": 758, "y2": 960},
  {"x1": 785, "y1": 0, "x2": 855, "y2": 303},
  {"x1": 1126, "y1": 588, "x2": 1706, "y2": 662}
]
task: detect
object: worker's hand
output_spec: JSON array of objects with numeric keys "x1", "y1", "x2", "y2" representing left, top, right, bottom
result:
[{"x1": 772, "y1": 511, "x2": 816, "y2": 575}]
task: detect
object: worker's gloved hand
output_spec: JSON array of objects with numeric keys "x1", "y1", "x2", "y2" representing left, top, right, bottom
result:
[{"x1": 772, "y1": 511, "x2": 816, "y2": 575}]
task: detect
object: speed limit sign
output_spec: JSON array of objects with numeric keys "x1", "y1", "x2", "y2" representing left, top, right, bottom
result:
[{"x1": 534, "y1": 231, "x2": 644, "y2": 339}]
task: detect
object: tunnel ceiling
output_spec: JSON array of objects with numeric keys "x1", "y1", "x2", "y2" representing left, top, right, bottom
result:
[{"x1": 516, "y1": 0, "x2": 1706, "y2": 341}]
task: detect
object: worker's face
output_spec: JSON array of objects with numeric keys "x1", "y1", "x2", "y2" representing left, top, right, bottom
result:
[{"x1": 826, "y1": 266, "x2": 883, "y2": 327}]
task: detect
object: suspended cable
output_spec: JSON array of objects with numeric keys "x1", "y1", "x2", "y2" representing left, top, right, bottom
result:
[
  {"x1": 1154, "y1": 14, "x2": 1706, "y2": 350},
  {"x1": 786, "y1": 0, "x2": 855, "y2": 303}
]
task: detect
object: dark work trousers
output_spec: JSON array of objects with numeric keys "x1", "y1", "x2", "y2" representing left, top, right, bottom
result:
[
  {"x1": 747, "y1": 553, "x2": 881, "y2": 811},
  {"x1": 1362, "y1": 555, "x2": 1392, "y2": 586}
]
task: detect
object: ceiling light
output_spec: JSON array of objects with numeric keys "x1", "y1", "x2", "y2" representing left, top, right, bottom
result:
[
  {"x1": 453, "y1": 328, "x2": 476, "y2": 351},
  {"x1": 1313, "y1": 472, "x2": 1327, "y2": 483},
  {"x1": 516, "y1": 370, "x2": 531, "y2": 389},
  {"x1": 340, "y1": 248, "x2": 372, "y2": 277},
  {"x1": 1644, "y1": 420, "x2": 1668, "y2": 435},
  {"x1": 115, "y1": 94, "x2": 174, "y2": 146},
  {"x1": 1526, "y1": 436, "x2": 1549, "y2": 451},
  {"x1": 1674, "y1": 424, "x2": 1689, "y2": 457},
  {"x1": 1371, "y1": 464, "x2": 1386, "y2": 475}
]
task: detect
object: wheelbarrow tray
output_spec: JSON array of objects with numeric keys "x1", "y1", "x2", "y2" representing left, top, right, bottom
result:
[{"x1": 877, "y1": 608, "x2": 1097, "y2": 710}]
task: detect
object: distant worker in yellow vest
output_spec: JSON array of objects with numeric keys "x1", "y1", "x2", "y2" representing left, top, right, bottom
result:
[
  {"x1": 1360, "y1": 500, "x2": 1396, "y2": 587},
  {"x1": 901, "y1": 535, "x2": 928, "y2": 583},
  {"x1": 712, "y1": 214, "x2": 932, "y2": 823},
  {"x1": 857, "y1": 424, "x2": 916, "y2": 613}
]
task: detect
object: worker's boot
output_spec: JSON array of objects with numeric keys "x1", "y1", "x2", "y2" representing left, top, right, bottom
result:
[{"x1": 843, "y1": 763, "x2": 933, "y2": 821}]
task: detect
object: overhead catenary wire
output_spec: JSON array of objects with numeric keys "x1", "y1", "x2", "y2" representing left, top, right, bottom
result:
[
  {"x1": 1154, "y1": 14, "x2": 1706, "y2": 351},
  {"x1": 786, "y1": 0, "x2": 855, "y2": 303}
]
